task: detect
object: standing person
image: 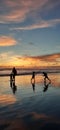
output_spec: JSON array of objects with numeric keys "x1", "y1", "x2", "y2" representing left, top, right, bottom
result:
[
  {"x1": 43, "y1": 72, "x2": 51, "y2": 83},
  {"x1": 31, "y1": 71, "x2": 35, "y2": 82},
  {"x1": 43, "y1": 80, "x2": 51, "y2": 92},
  {"x1": 31, "y1": 71, "x2": 35, "y2": 92},
  {"x1": 12, "y1": 67, "x2": 17, "y2": 81}
]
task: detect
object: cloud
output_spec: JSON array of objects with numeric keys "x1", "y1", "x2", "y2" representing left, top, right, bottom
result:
[
  {"x1": 11, "y1": 18, "x2": 60, "y2": 30},
  {"x1": 37, "y1": 53, "x2": 60, "y2": 62},
  {"x1": 42, "y1": 0, "x2": 60, "y2": 11},
  {"x1": 28, "y1": 42, "x2": 34, "y2": 45},
  {"x1": 20, "y1": 53, "x2": 60, "y2": 62},
  {"x1": 16, "y1": 53, "x2": 60, "y2": 68},
  {"x1": 0, "y1": 36, "x2": 17, "y2": 46},
  {"x1": 0, "y1": 0, "x2": 60, "y2": 23},
  {"x1": 0, "y1": 51, "x2": 15, "y2": 66},
  {"x1": 0, "y1": 52, "x2": 13, "y2": 59},
  {"x1": 0, "y1": 9, "x2": 28, "y2": 23},
  {"x1": 0, "y1": 52, "x2": 60, "y2": 68}
]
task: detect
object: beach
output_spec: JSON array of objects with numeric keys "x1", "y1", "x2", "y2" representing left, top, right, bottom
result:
[
  {"x1": 0, "y1": 0, "x2": 60, "y2": 129},
  {"x1": 0, "y1": 72, "x2": 60, "y2": 130}
]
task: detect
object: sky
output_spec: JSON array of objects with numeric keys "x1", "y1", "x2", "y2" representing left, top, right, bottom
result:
[{"x1": 0, "y1": 0, "x2": 60, "y2": 69}]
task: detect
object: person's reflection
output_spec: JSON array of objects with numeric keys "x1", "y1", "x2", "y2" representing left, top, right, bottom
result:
[
  {"x1": 10, "y1": 79, "x2": 13, "y2": 88},
  {"x1": 31, "y1": 72, "x2": 35, "y2": 82},
  {"x1": 12, "y1": 81, "x2": 17, "y2": 94},
  {"x1": 10, "y1": 80, "x2": 17, "y2": 94},
  {"x1": 43, "y1": 80, "x2": 51, "y2": 92},
  {"x1": 31, "y1": 78, "x2": 35, "y2": 92}
]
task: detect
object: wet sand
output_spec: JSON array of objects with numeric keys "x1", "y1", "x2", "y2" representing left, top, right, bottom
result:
[{"x1": 0, "y1": 73, "x2": 60, "y2": 130}]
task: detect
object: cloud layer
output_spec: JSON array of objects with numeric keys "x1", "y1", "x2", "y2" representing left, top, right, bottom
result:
[
  {"x1": 0, "y1": 0, "x2": 60, "y2": 28},
  {"x1": 12, "y1": 19, "x2": 60, "y2": 30},
  {"x1": 0, "y1": 36, "x2": 17, "y2": 46},
  {"x1": 0, "y1": 52, "x2": 60, "y2": 68}
]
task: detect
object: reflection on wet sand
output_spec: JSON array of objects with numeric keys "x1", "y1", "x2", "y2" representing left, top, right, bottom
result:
[
  {"x1": 50, "y1": 74, "x2": 60, "y2": 87},
  {"x1": 0, "y1": 112, "x2": 60, "y2": 130},
  {"x1": 31, "y1": 78, "x2": 35, "y2": 92},
  {"x1": 33, "y1": 73, "x2": 60, "y2": 88},
  {"x1": 10, "y1": 73, "x2": 60, "y2": 93},
  {"x1": 0, "y1": 94, "x2": 16, "y2": 105},
  {"x1": 43, "y1": 80, "x2": 51, "y2": 92},
  {"x1": 31, "y1": 74, "x2": 51, "y2": 93},
  {"x1": 10, "y1": 80, "x2": 17, "y2": 94},
  {"x1": 14, "y1": 73, "x2": 60, "y2": 88},
  {"x1": 0, "y1": 73, "x2": 60, "y2": 130}
]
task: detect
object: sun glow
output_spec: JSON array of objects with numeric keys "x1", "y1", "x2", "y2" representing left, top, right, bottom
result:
[{"x1": 0, "y1": 53, "x2": 60, "y2": 69}]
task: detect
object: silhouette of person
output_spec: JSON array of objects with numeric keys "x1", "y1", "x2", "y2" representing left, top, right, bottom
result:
[
  {"x1": 31, "y1": 71, "x2": 35, "y2": 82},
  {"x1": 31, "y1": 80, "x2": 35, "y2": 92},
  {"x1": 43, "y1": 72, "x2": 51, "y2": 83},
  {"x1": 31, "y1": 72, "x2": 35, "y2": 92},
  {"x1": 11, "y1": 67, "x2": 17, "y2": 81},
  {"x1": 12, "y1": 81, "x2": 17, "y2": 94},
  {"x1": 43, "y1": 80, "x2": 51, "y2": 92},
  {"x1": 10, "y1": 80, "x2": 17, "y2": 94},
  {"x1": 10, "y1": 72, "x2": 13, "y2": 81},
  {"x1": 10, "y1": 78, "x2": 13, "y2": 87}
]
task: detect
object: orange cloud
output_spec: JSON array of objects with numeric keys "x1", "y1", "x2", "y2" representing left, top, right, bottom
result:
[
  {"x1": 0, "y1": 52, "x2": 60, "y2": 68},
  {"x1": 16, "y1": 53, "x2": 60, "y2": 68},
  {"x1": 37, "y1": 53, "x2": 60, "y2": 62},
  {"x1": 0, "y1": 9, "x2": 28, "y2": 23},
  {"x1": 0, "y1": 36, "x2": 17, "y2": 46},
  {"x1": 0, "y1": 52, "x2": 17, "y2": 66}
]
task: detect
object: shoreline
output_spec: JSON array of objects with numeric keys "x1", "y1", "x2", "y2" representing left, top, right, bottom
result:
[{"x1": 0, "y1": 71, "x2": 60, "y2": 77}]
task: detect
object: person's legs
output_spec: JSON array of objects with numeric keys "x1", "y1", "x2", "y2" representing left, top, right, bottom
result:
[
  {"x1": 44, "y1": 77, "x2": 46, "y2": 83},
  {"x1": 47, "y1": 77, "x2": 51, "y2": 83},
  {"x1": 13, "y1": 74, "x2": 15, "y2": 81},
  {"x1": 10, "y1": 73, "x2": 13, "y2": 81}
]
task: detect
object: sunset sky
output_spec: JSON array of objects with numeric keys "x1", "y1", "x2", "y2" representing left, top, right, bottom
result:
[{"x1": 0, "y1": 0, "x2": 60, "y2": 69}]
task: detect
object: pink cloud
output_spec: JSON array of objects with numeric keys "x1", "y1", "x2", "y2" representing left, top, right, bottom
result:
[
  {"x1": 12, "y1": 18, "x2": 60, "y2": 30},
  {"x1": 0, "y1": 36, "x2": 17, "y2": 46},
  {"x1": 0, "y1": 0, "x2": 60, "y2": 23}
]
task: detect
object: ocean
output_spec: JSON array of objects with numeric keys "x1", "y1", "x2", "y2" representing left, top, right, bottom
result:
[{"x1": 0, "y1": 71, "x2": 60, "y2": 130}]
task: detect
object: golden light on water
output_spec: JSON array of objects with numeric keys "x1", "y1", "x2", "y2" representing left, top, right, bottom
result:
[
  {"x1": 16, "y1": 73, "x2": 60, "y2": 87},
  {"x1": 0, "y1": 94, "x2": 16, "y2": 105}
]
